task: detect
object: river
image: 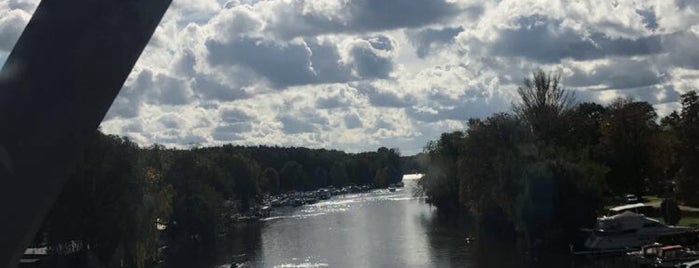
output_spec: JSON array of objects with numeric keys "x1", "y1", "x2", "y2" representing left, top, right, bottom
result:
[{"x1": 207, "y1": 175, "x2": 606, "y2": 268}]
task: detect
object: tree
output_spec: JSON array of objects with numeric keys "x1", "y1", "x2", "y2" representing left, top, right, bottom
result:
[
  {"x1": 330, "y1": 163, "x2": 349, "y2": 186},
  {"x1": 44, "y1": 133, "x2": 173, "y2": 267},
  {"x1": 374, "y1": 167, "x2": 389, "y2": 187},
  {"x1": 419, "y1": 131, "x2": 468, "y2": 213},
  {"x1": 262, "y1": 168, "x2": 280, "y2": 193},
  {"x1": 676, "y1": 91, "x2": 699, "y2": 205},
  {"x1": 564, "y1": 102, "x2": 606, "y2": 152},
  {"x1": 164, "y1": 152, "x2": 224, "y2": 265},
  {"x1": 224, "y1": 154, "x2": 261, "y2": 211},
  {"x1": 599, "y1": 98, "x2": 659, "y2": 195},
  {"x1": 279, "y1": 161, "x2": 306, "y2": 191},
  {"x1": 513, "y1": 69, "x2": 575, "y2": 143}
]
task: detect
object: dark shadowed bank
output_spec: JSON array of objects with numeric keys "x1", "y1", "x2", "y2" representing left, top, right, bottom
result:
[
  {"x1": 28, "y1": 135, "x2": 403, "y2": 267},
  {"x1": 416, "y1": 69, "x2": 699, "y2": 266}
]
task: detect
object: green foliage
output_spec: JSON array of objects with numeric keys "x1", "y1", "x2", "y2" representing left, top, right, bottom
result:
[
  {"x1": 418, "y1": 70, "x2": 657, "y2": 252},
  {"x1": 45, "y1": 132, "x2": 174, "y2": 267},
  {"x1": 513, "y1": 69, "x2": 575, "y2": 143},
  {"x1": 41, "y1": 131, "x2": 404, "y2": 266},
  {"x1": 330, "y1": 162, "x2": 349, "y2": 186},
  {"x1": 418, "y1": 71, "x2": 699, "y2": 253},
  {"x1": 675, "y1": 92, "x2": 699, "y2": 205},
  {"x1": 599, "y1": 98, "x2": 659, "y2": 195},
  {"x1": 418, "y1": 131, "x2": 467, "y2": 213},
  {"x1": 280, "y1": 161, "x2": 307, "y2": 191},
  {"x1": 262, "y1": 167, "x2": 280, "y2": 193}
]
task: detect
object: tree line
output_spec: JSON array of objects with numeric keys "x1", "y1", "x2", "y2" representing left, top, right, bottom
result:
[
  {"x1": 35, "y1": 136, "x2": 402, "y2": 267},
  {"x1": 418, "y1": 69, "x2": 699, "y2": 255}
]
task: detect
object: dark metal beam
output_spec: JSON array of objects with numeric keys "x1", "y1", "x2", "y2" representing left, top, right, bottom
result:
[{"x1": 0, "y1": 0, "x2": 171, "y2": 266}]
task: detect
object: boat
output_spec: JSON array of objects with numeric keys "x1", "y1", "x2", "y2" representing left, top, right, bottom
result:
[
  {"x1": 584, "y1": 211, "x2": 695, "y2": 250},
  {"x1": 291, "y1": 198, "x2": 304, "y2": 207},
  {"x1": 652, "y1": 245, "x2": 699, "y2": 267},
  {"x1": 388, "y1": 187, "x2": 396, "y2": 192},
  {"x1": 627, "y1": 243, "x2": 663, "y2": 266},
  {"x1": 318, "y1": 189, "x2": 331, "y2": 200}
]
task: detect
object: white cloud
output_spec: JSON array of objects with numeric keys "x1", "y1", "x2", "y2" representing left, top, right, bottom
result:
[{"x1": 3, "y1": 0, "x2": 699, "y2": 154}]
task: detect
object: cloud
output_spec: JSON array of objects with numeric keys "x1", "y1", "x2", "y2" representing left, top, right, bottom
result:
[
  {"x1": 408, "y1": 26, "x2": 464, "y2": 58},
  {"x1": 566, "y1": 58, "x2": 664, "y2": 90},
  {"x1": 343, "y1": 113, "x2": 363, "y2": 129},
  {"x1": 212, "y1": 123, "x2": 253, "y2": 141},
  {"x1": 279, "y1": 115, "x2": 317, "y2": 134},
  {"x1": 192, "y1": 76, "x2": 250, "y2": 101},
  {"x1": 346, "y1": 37, "x2": 395, "y2": 79},
  {"x1": 662, "y1": 31, "x2": 699, "y2": 70},
  {"x1": 147, "y1": 73, "x2": 193, "y2": 105},
  {"x1": 260, "y1": 0, "x2": 463, "y2": 39},
  {"x1": 206, "y1": 34, "x2": 397, "y2": 88},
  {"x1": 158, "y1": 114, "x2": 185, "y2": 129},
  {"x1": 6, "y1": 0, "x2": 699, "y2": 154},
  {"x1": 0, "y1": 9, "x2": 29, "y2": 51},
  {"x1": 356, "y1": 83, "x2": 415, "y2": 108},
  {"x1": 207, "y1": 37, "x2": 315, "y2": 87},
  {"x1": 484, "y1": 15, "x2": 663, "y2": 63}
]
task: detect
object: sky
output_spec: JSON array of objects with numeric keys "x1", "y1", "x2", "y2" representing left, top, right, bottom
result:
[{"x1": 1, "y1": 0, "x2": 699, "y2": 155}]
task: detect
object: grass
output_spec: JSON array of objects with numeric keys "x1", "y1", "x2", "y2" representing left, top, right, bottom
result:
[
  {"x1": 679, "y1": 216, "x2": 699, "y2": 226},
  {"x1": 643, "y1": 195, "x2": 663, "y2": 205}
]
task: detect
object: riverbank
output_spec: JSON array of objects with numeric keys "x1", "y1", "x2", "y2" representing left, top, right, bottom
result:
[{"x1": 230, "y1": 183, "x2": 406, "y2": 222}]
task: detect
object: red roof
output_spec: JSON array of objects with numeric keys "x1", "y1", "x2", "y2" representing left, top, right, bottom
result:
[{"x1": 661, "y1": 245, "x2": 683, "y2": 251}]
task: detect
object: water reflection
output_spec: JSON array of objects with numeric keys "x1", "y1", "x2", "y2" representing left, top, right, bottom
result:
[
  {"x1": 209, "y1": 180, "x2": 472, "y2": 267},
  {"x1": 193, "y1": 178, "x2": 597, "y2": 267}
]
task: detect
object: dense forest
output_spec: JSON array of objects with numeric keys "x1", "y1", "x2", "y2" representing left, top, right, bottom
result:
[
  {"x1": 35, "y1": 137, "x2": 402, "y2": 267},
  {"x1": 418, "y1": 69, "x2": 699, "y2": 257}
]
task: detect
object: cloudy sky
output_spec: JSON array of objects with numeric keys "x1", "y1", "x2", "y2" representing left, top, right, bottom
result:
[{"x1": 2, "y1": 0, "x2": 699, "y2": 154}]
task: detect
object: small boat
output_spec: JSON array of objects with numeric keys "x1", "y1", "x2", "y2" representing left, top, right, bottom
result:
[
  {"x1": 318, "y1": 189, "x2": 331, "y2": 200},
  {"x1": 291, "y1": 198, "x2": 304, "y2": 207},
  {"x1": 627, "y1": 243, "x2": 663, "y2": 266},
  {"x1": 388, "y1": 187, "x2": 396, "y2": 192},
  {"x1": 652, "y1": 245, "x2": 699, "y2": 267}
]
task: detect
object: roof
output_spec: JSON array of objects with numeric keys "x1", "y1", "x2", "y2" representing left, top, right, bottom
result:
[
  {"x1": 642, "y1": 243, "x2": 663, "y2": 249},
  {"x1": 662, "y1": 245, "x2": 684, "y2": 251},
  {"x1": 610, "y1": 203, "x2": 651, "y2": 212}
]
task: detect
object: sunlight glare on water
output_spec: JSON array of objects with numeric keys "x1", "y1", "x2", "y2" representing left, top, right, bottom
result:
[{"x1": 222, "y1": 174, "x2": 474, "y2": 268}]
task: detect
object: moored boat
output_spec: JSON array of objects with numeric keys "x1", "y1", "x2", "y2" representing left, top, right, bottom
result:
[
  {"x1": 652, "y1": 245, "x2": 699, "y2": 267},
  {"x1": 584, "y1": 211, "x2": 695, "y2": 250}
]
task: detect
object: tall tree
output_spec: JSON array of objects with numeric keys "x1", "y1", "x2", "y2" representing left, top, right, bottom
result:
[
  {"x1": 513, "y1": 69, "x2": 575, "y2": 144},
  {"x1": 676, "y1": 91, "x2": 699, "y2": 205},
  {"x1": 599, "y1": 98, "x2": 659, "y2": 195}
]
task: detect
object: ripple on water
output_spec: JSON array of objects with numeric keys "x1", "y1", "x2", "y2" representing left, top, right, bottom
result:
[{"x1": 274, "y1": 257, "x2": 329, "y2": 268}]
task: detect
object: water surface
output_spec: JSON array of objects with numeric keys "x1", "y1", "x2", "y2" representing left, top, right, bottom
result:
[{"x1": 220, "y1": 177, "x2": 476, "y2": 267}]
